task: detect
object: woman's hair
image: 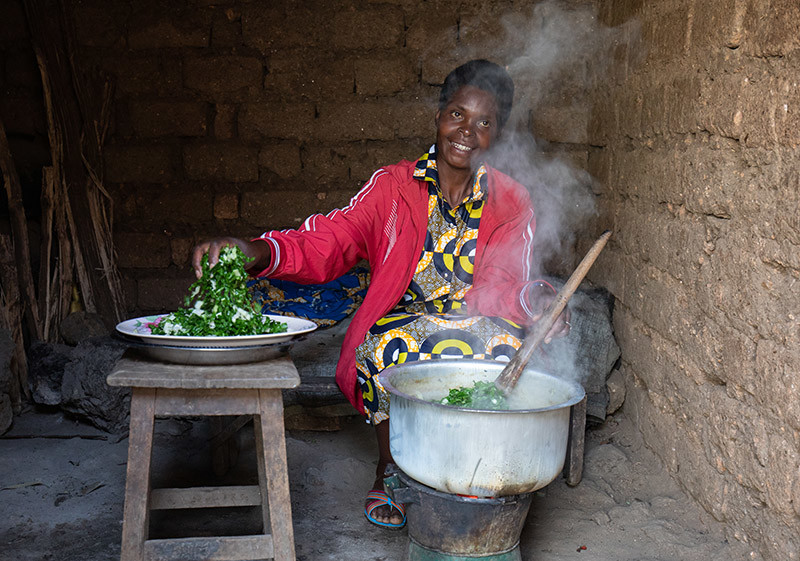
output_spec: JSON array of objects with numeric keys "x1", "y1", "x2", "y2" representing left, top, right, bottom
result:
[{"x1": 439, "y1": 59, "x2": 515, "y2": 130}]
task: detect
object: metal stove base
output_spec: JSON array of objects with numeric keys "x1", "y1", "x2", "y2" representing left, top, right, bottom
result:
[{"x1": 407, "y1": 539, "x2": 521, "y2": 561}]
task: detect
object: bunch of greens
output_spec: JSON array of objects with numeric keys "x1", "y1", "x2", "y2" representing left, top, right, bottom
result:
[
  {"x1": 150, "y1": 246, "x2": 287, "y2": 337},
  {"x1": 439, "y1": 380, "x2": 509, "y2": 410}
]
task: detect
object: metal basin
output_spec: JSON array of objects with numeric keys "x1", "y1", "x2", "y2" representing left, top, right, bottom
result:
[{"x1": 379, "y1": 359, "x2": 584, "y2": 497}]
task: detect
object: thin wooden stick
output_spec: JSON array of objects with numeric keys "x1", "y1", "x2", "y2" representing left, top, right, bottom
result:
[
  {"x1": 0, "y1": 117, "x2": 43, "y2": 341},
  {"x1": 0, "y1": 235, "x2": 29, "y2": 404},
  {"x1": 39, "y1": 166, "x2": 56, "y2": 341},
  {"x1": 495, "y1": 230, "x2": 612, "y2": 396}
]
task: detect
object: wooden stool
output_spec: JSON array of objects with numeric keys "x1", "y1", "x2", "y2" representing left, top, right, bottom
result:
[{"x1": 107, "y1": 350, "x2": 301, "y2": 561}]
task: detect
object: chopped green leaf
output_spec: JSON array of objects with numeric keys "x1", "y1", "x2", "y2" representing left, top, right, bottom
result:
[
  {"x1": 150, "y1": 246, "x2": 287, "y2": 337},
  {"x1": 438, "y1": 380, "x2": 509, "y2": 410}
]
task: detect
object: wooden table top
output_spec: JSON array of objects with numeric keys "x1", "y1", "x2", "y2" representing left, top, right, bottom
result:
[{"x1": 107, "y1": 350, "x2": 301, "y2": 390}]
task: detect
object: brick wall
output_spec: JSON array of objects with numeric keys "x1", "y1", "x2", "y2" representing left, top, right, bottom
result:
[
  {"x1": 57, "y1": 0, "x2": 597, "y2": 314},
  {"x1": 588, "y1": 1, "x2": 800, "y2": 559}
]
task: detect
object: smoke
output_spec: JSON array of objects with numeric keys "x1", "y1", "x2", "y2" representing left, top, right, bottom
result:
[{"x1": 480, "y1": 1, "x2": 639, "y2": 277}]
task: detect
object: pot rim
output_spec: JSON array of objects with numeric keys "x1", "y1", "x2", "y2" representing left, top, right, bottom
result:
[{"x1": 379, "y1": 358, "x2": 586, "y2": 414}]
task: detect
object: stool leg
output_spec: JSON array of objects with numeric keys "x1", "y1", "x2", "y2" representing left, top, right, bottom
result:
[
  {"x1": 121, "y1": 388, "x2": 157, "y2": 561},
  {"x1": 255, "y1": 389, "x2": 296, "y2": 561}
]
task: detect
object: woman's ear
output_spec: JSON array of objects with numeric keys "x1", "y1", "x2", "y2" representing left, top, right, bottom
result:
[{"x1": 434, "y1": 109, "x2": 440, "y2": 128}]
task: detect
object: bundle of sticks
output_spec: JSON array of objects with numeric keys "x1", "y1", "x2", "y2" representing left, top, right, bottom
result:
[{"x1": 0, "y1": 0, "x2": 125, "y2": 410}]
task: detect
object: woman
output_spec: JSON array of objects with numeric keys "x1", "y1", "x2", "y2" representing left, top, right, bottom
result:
[{"x1": 193, "y1": 60, "x2": 569, "y2": 529}]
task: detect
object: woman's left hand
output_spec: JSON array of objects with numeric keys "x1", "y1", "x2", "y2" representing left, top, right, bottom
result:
[{"x1": 529, "y1": 282, "x2": 571, "y2": 344}]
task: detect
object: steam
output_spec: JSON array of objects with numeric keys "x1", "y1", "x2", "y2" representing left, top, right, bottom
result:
[
  {"x1": 480, "y1": 1, "x2": 639, "y2": 276},
  {"x1": 474, "y1": 1, "x2": 637, "y2": 390}
]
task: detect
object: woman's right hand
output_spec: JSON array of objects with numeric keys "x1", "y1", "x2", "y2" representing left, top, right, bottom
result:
[{"x1": 191, "y1": 237, "x2": 271, "y2": 279}]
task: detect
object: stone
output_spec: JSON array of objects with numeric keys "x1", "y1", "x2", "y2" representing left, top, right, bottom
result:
[
  {"x1": 28, "y1": 341, "x2": 73, "y2": 406},
  {"x1": 59, "y1": 312, "x2": 110, "y2": 346},
  {"x1": 606, "y1": 368, "x2": 626, "y2": 415},
  {"x1": 526, "y1": 284, "x2": 620, "y2": 423},
  {"x1": 60, "y1": 337, "x2": 130, "y2": 433}
]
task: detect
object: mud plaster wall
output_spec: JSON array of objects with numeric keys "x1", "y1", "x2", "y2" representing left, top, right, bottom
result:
[
  {"x1": 587, "y1": 1, "x2": 800, "y2": 559},
  {"x1": 0, "y1": 0, "x2": 591, "y2": 315}
]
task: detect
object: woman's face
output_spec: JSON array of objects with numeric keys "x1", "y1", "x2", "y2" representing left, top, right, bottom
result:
[{"x1": 435, "y1": 85, "x2": 500, "y2": 175}]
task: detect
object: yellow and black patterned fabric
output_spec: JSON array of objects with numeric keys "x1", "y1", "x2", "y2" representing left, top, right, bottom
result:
[{"x1": 355, "y1": 146, "x2": 525, "y2": 424}]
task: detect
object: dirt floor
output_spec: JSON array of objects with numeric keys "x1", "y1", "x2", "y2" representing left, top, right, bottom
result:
[{"x1": 0, "y1": 402, "x2": 761, "y2": 561}]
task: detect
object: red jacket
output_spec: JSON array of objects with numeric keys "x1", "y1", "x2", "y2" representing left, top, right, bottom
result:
[{"x1": 255, "y1": 160, "x2": 539, "y2": 413}]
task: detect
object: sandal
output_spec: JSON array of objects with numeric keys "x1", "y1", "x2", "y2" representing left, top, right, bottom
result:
[{"x1": 364, "y1": 490, "x2": 406, "y2": 529}]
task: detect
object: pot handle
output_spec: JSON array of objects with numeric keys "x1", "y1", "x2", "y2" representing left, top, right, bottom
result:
[{"x1": 382, "y1": 472, "x2": 419, "y2": 505}]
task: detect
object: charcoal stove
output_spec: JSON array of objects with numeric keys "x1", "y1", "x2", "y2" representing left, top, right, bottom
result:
[
  {"x1": 378, "y1": 359, "x2": 585, "y2": 560},
  {"x1": 385, "y1": 468, "x2": 532, "y2": 560}
]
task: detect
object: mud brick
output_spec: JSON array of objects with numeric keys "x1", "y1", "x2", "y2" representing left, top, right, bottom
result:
[
  {"x1": 690, "y1": 0, "x2": 744, "y2": 50},
  {"x1": 105, "y1": 144, "x2": 176, "y2": 183},
  {"x1": 315, "y1": 100, "x2": 432, "y2": 143},
  {"x1": 241, "y1": 2, "x2": 336, "y2": 52},
  {"x1": 211, "y1": 7, "x2": 243, "y2": 48},
  {"x1": 756, "y1": 339, "x2": 800, "y2": 431},
  {"x1": 116, "y1": 233, "x2": 172, "y2": 269},
  {"x1": 137, "y1": 275, "x2": 195, "y2": 311},
  {"x1": 184, "y1": 56, "x2": 263, "y2": 94},
  {"x1": 170, "y1": 237, "x2": 195, "y2": 268},
  {"x1": 614, "y1": 204, "x2": 707, "y2": 281},
  {"x1": 258, "y1": 143, "x2": 302, "y2": 179},
  {"x1": 640, "y1": 3, "x2": 691, "y2": 66},
  {"x1": 354, "y1": 57, "x2": 416, "y2": 97},
  {"x1": 128, "y1": 9, "x2": 210, "y2": 49},
  {"x1": 239, "y1": 102, "x2": 316, "y2": 141},
  {"x1": 740, "y1": 0, "x2": 800, "y2": 57},
  {"x1": 71, "y1": 0, "x2": 127, "y2": 47},
  {"x1": 130, "y1": 186, "x2": 213, "y2": 226},
  {"x1": 457, "y1": 1, "x2": 516, "y2": 48},
  {"x1": 348, "y1": 140, "x2": 423, "y2": 182},
  {"x1": 214, "y1": 104, "x2": 237, "y2": 140},
  {"x1": 421, "y1": 53, "x2": 468, "y2": 87},
  {"x1": 532, "y1": 105, "x2": 589, "y2": 145},
  {"x1": 404, "y1": 9, "x2": 458, "y2": 58},
  {"x1": 301, "y1": 145, "x2": 352, "y2": 182},
  {"x1": 696, "y1": 72, "x2": 748, "y2": 142},
  {"x1": 663, "y1": 73, "x2": 703, "y2": 134},
  {"x1": 213, "y1": 192, "x2": 239, "y2": 220},
  {"x1": 264, "y1": 52, "x2": 355, "y2": 102},
  {"x1": 129, "y1": 101, "x2": 208, "y2": 138},
  {"x1": 106, "y1": 56, "x2": 182, "y2": 95},
  {"x1": 184, "y1": 144, "x2": 259, "y2": 182},
  {"x1": 331, "y1": 6, "x2": 404, "y2": 50},
  {"x1": 240, "y1": 189, "x2": 355, "y2": 231}
]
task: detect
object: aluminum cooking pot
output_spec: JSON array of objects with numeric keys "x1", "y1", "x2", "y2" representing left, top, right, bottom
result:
[{"x1": 379, "y1": 359, "x2": 585, "y2": 497}]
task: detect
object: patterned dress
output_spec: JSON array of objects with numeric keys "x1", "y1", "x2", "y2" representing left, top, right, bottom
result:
[{"x1": 355, "y1": 146, "x2": 525, "y2": 424}]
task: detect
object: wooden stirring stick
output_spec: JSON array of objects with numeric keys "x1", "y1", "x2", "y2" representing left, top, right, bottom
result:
[{"x1": 494, "y1": 230, "x2": 612, "y2": 396}]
